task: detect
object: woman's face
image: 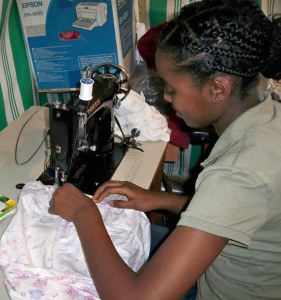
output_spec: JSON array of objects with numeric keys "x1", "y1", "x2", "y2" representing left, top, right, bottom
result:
[{"x1": 155, "y1": 49, "x2": 221, "y2": 129}]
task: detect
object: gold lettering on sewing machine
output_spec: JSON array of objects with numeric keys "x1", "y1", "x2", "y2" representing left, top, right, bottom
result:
[{"x1": 87, "y1": 99, "x2": 101, "y2": 116}]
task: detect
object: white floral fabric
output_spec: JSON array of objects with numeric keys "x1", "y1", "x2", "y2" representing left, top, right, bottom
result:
[{"x1": 0, "y1": 181, "x2": 150, "y2": 300}]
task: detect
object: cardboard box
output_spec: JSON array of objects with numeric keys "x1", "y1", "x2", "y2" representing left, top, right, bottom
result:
[
  {"x1": 164, "y1": 143, "x2": 180, "y2": 162},
  {"x1": 17, "y1": 0, "x2": 137, "y2": 91}
]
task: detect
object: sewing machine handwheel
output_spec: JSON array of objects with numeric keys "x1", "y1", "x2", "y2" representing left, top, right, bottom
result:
[{"x1": 92, "y1": 63, "x2": 130, "y2": 102}]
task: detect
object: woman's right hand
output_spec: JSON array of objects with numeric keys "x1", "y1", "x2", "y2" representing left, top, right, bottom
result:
[{"x1": 93, "y1": 180, "x2": 163, "y2": 212}]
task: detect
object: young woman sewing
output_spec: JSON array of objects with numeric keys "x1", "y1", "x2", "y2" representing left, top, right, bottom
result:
[{"x1": 49, "y1": 1, "x2": 281, "y2": 299}]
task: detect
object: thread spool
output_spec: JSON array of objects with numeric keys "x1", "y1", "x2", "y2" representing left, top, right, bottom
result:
[{"x1": 79, "y1": 78, "x2": 94, "y2": 101}]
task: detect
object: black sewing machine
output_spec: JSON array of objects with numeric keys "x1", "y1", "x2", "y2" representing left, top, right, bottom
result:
[{"x1": 39, "y1": 63, "x2": 133, "y2": 195}]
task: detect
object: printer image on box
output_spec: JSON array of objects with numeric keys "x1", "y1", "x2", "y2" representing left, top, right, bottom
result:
[{"x1": 72, "y1": 2, "x2": 107, "y2": 30}]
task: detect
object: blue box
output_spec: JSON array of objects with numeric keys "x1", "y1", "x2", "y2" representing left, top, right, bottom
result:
[{"x1": 17, "y1": 0, "x2": 136, "y2": 91}]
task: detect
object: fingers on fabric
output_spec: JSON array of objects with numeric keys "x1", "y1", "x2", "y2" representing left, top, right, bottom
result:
[
  {"x1": 93, "y1": 181, "x2": 128, "y2": 202},
  {"x1": 110, "y1": 200, "x2": 133, "y2": 209}
]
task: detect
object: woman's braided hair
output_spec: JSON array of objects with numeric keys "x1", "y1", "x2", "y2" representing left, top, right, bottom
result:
[{"x1": 157, "y1": 0, "x2": 281, "y2": 92}]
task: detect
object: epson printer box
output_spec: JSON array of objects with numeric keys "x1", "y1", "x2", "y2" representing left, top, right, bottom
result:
[{"x1": 17, "y1": 0, "x2": 136, "y2": 91}]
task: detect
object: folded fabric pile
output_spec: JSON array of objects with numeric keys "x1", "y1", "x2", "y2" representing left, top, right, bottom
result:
[
  {"x1": 0, "y1": 181, "x2": 150, "y2": 300},
  {"x1": 114, "y1": 89, "x2": 171, "y2": 142}
]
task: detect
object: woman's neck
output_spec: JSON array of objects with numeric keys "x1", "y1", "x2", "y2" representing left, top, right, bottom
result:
[{"x1": 213, "y1": 90, "x2": 260, "y2": 136}]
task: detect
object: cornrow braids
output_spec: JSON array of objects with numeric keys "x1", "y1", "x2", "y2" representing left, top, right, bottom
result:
[
  {"x1": 158, "y1": 0, "x2": 281, "y2": 88},
  {"x1": 262, "y1": 14, "x2": 281, "y2": 80}
]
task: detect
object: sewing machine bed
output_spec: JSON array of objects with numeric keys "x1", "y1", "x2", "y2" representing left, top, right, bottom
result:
[{"x1": 38, "y1": 142, "x2": 127, "y2": 195}]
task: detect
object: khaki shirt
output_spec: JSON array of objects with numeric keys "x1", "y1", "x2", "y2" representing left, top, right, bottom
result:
[{"x1": 178, "y1": 98, "x2": 281, "y2": 299}]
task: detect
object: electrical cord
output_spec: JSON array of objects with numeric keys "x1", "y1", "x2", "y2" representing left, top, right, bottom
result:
[{"x1": 14, "y1": 108, "x2": 50, "y2": 165}]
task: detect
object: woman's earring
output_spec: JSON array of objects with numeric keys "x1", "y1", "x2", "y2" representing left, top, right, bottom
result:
[
  {"x1": 213, "y1": 96, "x2": 220, "y2": 103},
  {"x1": 211, "y1": 85, "x2": 221, "y2": 103}
]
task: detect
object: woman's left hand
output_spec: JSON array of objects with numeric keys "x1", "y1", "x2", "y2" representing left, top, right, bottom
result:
[{"x1": 49, "y1": 183, "x2": 98, "y2": 222}]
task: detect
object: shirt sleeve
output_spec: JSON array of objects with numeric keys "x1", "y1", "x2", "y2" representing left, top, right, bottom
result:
[{"x1": 178, "y1": 166, "x2": 269, "y2": 246}]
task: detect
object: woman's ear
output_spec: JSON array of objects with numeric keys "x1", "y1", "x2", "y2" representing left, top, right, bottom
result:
[{"x1": 210, "y1": 75, "x2": 234, "y2": 104}]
